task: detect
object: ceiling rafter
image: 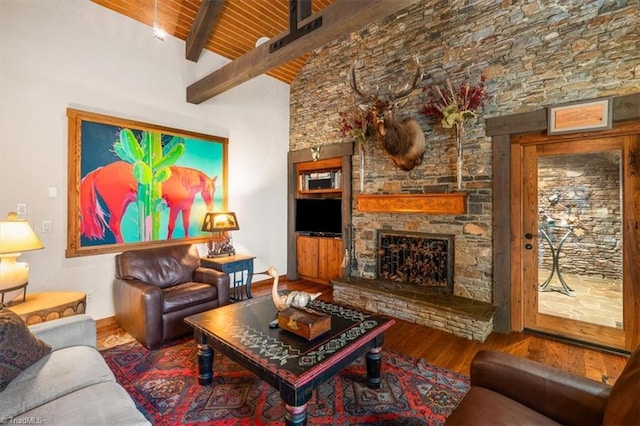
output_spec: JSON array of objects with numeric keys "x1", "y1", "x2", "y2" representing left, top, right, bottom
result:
[
  {"x1": 187, "y1": 0, "x2": 421, "y2": 103},
  {"x1": 186, "y1": 0, "x2": 225, "y2": 62}
]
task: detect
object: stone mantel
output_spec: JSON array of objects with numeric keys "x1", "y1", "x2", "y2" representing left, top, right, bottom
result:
[{"x1": 356, "y1": 193, "x2": 467, "y2": 214}]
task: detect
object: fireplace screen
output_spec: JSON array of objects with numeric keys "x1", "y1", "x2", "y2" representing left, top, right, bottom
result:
[{"x1": 377, "y1": 231, "x2": 454, "y2": 291}]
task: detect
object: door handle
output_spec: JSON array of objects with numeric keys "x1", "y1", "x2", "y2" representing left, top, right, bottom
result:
[
  {"x1": 525, "y1": 243, "x2": 533, "y2": 250},
  {"x1": 525, "y1": 233, "x2": 534, "y2": 239}
]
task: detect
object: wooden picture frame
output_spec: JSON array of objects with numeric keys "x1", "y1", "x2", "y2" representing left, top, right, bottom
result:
[
  {"x1": 548, "y1": 98, "x2": 612, "y2": 135},
  {"x1": 66, "y1": 108, "x2": 228, "y2": 258}
]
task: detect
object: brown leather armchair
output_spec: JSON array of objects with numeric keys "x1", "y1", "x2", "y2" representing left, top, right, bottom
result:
[
  {"x1": 446, "y1": 346, "x2": 639, "y2": 425},
  {"x1": 113, "y1": 244, "x2": 230, "y2": 349}
]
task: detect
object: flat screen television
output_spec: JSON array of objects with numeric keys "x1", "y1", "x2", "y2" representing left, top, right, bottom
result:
[{"x1": 295, "y1": 198, "x2": 342, "y2": 236}]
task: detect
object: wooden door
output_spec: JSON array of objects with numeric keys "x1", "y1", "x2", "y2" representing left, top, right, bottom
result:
[
  {"x1": 297, "y1": 235, "x2": 319, "y2": 279},
  {"x1": 515, "y1": 131, "x2": 639, "y2": 351},
  {"x1": 318, "y1": 237, "x2": 343, "y2": 281}
]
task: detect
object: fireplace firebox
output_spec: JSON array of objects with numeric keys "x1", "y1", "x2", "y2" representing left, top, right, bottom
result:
[{"x1": 376, "y1": 231, "x2": 454, "y2": 293}]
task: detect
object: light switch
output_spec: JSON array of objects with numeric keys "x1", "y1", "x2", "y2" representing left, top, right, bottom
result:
[
  {"x1": 48, "y1": 186, "x2": 58, "y2": 198},
  {"x1": 42, "y1": 220, "x2": 52, "y2": 233}
]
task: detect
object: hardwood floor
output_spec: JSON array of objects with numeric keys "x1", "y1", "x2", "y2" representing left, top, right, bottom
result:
[{"x1": 98, "y1": 278, "x2": 629, "y2": 385}]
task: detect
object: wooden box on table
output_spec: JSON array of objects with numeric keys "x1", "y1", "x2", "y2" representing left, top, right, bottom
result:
[{"x1": 278, "y1": 306, "x2": 331, "y2": 340}]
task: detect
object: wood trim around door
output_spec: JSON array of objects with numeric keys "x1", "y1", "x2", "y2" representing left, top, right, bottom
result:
[
  {"x1": 510, "y1": 126, "x2": 639, "y2": 351},
  {"x1": 623, "y1": 134, "x2": 640, "y2": 349},
  {"x1": 512, "y1": 135, "x2": 640, "y2": 352},
  {"x1": 489, "y1": 93, "x2": 640, "y2": 334}
]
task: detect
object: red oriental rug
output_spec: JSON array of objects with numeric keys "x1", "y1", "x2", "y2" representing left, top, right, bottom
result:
[{"x1": 101, "y1": 338, "x2": 469, "y2": 425}]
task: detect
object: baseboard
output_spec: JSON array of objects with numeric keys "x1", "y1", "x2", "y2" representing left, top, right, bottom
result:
[{"x1": 96, "y1": 315, "x2": 118, "y2": 333}]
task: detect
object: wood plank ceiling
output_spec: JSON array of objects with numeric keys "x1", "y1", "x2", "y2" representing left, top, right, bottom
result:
[{"x1": 91, "y1": 0, "x2": 335, "y2": 84}]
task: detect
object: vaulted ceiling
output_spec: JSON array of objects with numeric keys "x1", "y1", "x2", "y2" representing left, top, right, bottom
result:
[
  {"x1": 91, "y1": 0, "x2": 420, "y2": 103},
  {"x1": 92, "y1": 0, "x2": 335, "y2": 84}
]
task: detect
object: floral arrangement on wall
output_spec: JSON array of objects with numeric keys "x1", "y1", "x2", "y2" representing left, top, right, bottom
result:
[
  {"x1": 421, "y1": 75, "x2": 488, "y2": 129},
  {"x1": 338, "y1": 105, "x2": 374, "y2": 146},
  {"x1": 421, "y1": 76, "x2": 489, "y2": 189},
  {"x1": 339, "y1": 105, "x2": 374, "y2": 191}
]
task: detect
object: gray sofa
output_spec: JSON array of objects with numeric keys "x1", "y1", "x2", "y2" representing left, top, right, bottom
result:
[{"x1": 0, "y1": 314, "x2": 149, "y2": 425}]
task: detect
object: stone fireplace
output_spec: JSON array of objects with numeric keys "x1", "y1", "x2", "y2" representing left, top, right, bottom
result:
[
  {"x1": 333, "y1": 228, "x2": 495, "y2": 342},
  {"x1": 326, "y1": 193, "x2": 495, "y2": 343},
  {"x1": 377, "y1": 231, "x2": 454, "y2": 293}
]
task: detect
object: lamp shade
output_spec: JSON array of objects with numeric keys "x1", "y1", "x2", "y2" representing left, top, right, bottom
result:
[
  {"x1": 201, "y1": 212, "x2": 239, "y2": 232},
  {"x1": 0, "y1": 213, "x2": 44, "y2": 254}
]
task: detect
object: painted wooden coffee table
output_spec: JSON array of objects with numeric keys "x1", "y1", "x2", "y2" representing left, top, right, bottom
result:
[{"x1": 185, "y1": 296, "x2": 395, "y2": 426}]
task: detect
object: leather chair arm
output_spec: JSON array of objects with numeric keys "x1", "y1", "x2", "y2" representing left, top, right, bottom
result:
[
  {"x1": 113, "y1": 278, "x2": 163, "y2": 348},
  {"x1": 471, "y1": 350, "x2": 611, "y2": 426},
  {"x1": 193, "y1": 267, "x2": 230, "y2": 306}
]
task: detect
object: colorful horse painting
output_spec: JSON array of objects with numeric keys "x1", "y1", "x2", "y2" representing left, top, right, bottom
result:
[{"x1": 80, "y1": 161, "x2": 217, "y2": 243}]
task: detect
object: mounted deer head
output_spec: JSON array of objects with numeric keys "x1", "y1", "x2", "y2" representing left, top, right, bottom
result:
[{"x1": 349, "y1": 58, "x2": 426, "y2": 171}]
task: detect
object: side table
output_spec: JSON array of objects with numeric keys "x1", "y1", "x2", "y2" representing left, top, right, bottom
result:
[
  {"x1": 200, "y1": 254, "x2": 255, "y2": 302},
  {"x1": 7, "y1": 291, "x2": 87, "y2": 325}
]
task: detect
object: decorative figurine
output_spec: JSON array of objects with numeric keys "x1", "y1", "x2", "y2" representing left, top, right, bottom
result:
[{"x1": 266, "y1": 267, "x2": 322, "y2": 311}]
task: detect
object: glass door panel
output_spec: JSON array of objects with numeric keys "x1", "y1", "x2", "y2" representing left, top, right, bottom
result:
[
  {"x1": 520, "y1": 135, "x2": 636, "y2": 351},
  {"x1": 536, "y1": 152, "x2": 623, "y2": 329}
]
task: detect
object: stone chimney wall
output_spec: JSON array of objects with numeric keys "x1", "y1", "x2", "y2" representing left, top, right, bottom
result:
[{"x1": 289, "y1": 1, "x2": 639, "y2": 304}]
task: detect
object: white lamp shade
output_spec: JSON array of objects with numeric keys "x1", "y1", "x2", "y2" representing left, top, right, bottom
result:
[
  {"x1": 0, "y1": 214, "x2": 43, "y2": 303},
  {"x1": 0, "y1": 216, "x2": 44, "y2": 254}
]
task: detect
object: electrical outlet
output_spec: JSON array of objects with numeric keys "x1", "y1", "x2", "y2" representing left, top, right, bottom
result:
[
  {"x1": 87, "y1": 290, "x2": 95, "y2": 303},
  {"x1": 17, "y1": 203, "x2": 27, "y2": 215}
]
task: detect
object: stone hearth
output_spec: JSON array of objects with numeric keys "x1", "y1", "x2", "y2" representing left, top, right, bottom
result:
[{"x1": 332, "y1": 277, "x2": 495, "y2": 342}]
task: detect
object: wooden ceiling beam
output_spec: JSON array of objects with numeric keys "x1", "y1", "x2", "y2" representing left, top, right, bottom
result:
[
  {"x1": 187, "y1": 0, "x2": 420, "y2": 104},
  {"x1": 186, "y1": 0, "x2": 225, "y2": 62}
]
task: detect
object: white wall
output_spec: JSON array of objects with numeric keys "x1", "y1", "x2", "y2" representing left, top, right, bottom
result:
[{"x1": 0, "y1": 1, "x2": 290, "y2": 319}]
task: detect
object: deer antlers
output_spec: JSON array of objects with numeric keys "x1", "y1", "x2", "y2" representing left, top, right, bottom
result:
[
  {"x1": 349, "y1": 57, "x2": 422, "y2": 102},
  {"x1": 349, "y1": 59, "x2": 378, "y2": 102},
  {"x1": 391, "y1": 58, "x2": 423, "y2": 100}
]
